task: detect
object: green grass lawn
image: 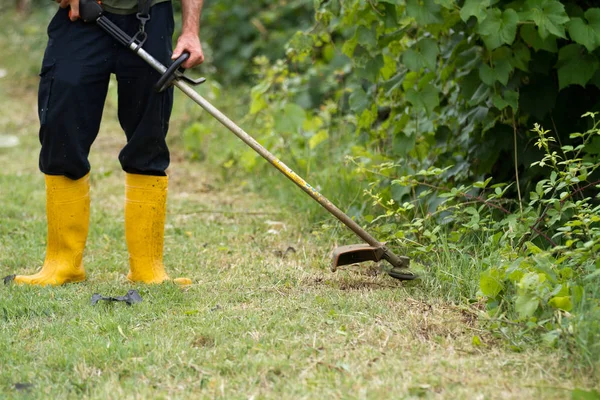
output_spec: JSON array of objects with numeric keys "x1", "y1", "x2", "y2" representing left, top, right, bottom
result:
[{"x1": 0, "y1": 9, "x2": 599, "y2": 400}]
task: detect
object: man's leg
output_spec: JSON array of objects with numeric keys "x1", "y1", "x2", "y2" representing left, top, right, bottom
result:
[
  {"x1": 15, "y1": 8, "x2": 113, "y2": 286},
  {"x1": 115, "y1": 3, "x2": 190, "y2": 285}
]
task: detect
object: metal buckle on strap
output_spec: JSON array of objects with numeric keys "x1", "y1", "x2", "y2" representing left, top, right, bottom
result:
[
  {"x1": 130, "y1": 31, "x2": 148, "y2": 52},
  {"x1": 136, "y1": 12, "x2": 151, "y2": 30},
  {"x1": 131, "y1": 0, "x2": 151, "y2": 51}
]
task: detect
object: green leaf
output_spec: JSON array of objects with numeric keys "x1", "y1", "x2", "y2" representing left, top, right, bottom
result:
[
  {"x1": 406, "y1": 0, "x2": 443, "y2": 25},
  {"x1": 568, "y1": 9, "x2": 600, "y2": 52},
  {"x1": 402, "y1": 38, "x2": 440, "y2": 71},
  {"x1": 356, "y1": 25, "x2": 377, "y2": 50},
  {"x1": 460, "y1": 0, "x2": 490, "y2": 22},
  {"x1": 381, "y1": 55, "x2": 397, "y2": 80},
  {"x1": 520, "y1": 24, "x2": 558, "y2": 52},
  {"x1": 381, "y1": 3, "x2": 399, "y2": 29},
  {"x1": 492, "y1": 90, "x2": 518, "y2": 111},
  {"x1": 521, "y1": 0, "x2": 570, "y2": 39},
  {"x1": 275, "y1": 103, "x2": 306, "y2": 134},
  {"x1": 478, "y1": 8, "x2": 520, "y2": 50},
  {"x1": 309, "y1": 129, "x2": 329, "y2": 149},
  {"x1": 479, "y1": 59, "x2": 512, "y2": 86},
  {"x1": 239, "y1": 149, "x2": 258, "y2": 171},
  {"x1": 568, "y1": 18, "x2": 599, "y2": 52},
  {"x1": 511, "y1": 42, "x2": 531, "y2": 72},
  {"x1": 548, "y1": 296, "x2": 573, "y2": 311},
  {"x1": 492, "y1": 94, "x2": 509, "y2": 110},
  {"x1": 356, "y1": 55, "x2": 384, "y2": 82},
  {"x1": 286, "y1": 31, "x2": 314, "y2": 56},
  {"x1": 504, "y1": 90, "x2": 519, "y2": 111},
  {"x1": 250, "y1": 96, "x2": 267, "y2": 114},
  {"x1": 406, "y1": 84, "x2": 439, "y2": 116},
  {"x1": 435, "y1": 0, "x2": 455, "y2": 10},
  {"x1": 556, "y1": 44, "x2": 600, "y2": 90},
  {"x1": 349, "y1": 87, "x2": 370, "y2": 113},
  {"x1": 357, "y1": 106, "x2": 377, "y2": 130},
  {"x1": 249, "y1": 81, "x2": 270, "y2": 114},
  {"x1": 341, "y1": 36, "x2": 358, "y2": 58},
  {"x1": 515, "y1": 294, "x2": 540, "y2": 318},
  {"x1": 480, "y1": 269, "x2": 504, "y2": 298}
]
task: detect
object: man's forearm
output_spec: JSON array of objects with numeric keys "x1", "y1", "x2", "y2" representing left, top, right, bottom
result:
[
  {"x1": 173, "y1": 0, "x2": 204, "y2": 67},
  {"x1": 181, "y1": 0, "x2": 203, "y2": 37}
]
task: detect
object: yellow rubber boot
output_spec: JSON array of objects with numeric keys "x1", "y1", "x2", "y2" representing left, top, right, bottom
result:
[
  {"x1": 125, "y1": 173, "x2": 191, "y2": 285},
  {"x1": 14, "y1": 174, "x2": 89, "y2": 286}
]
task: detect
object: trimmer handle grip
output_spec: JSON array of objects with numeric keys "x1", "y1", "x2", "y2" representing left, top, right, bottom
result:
[
  {"x1": 68, "y1": 0, "x2": 103, "y2": 22},
  {"x1": 155, "y1": 53, "x2": 189, "y2": 92},
  {"x1": 155, "y1": 52, "x2": 206, "y2": 92}
]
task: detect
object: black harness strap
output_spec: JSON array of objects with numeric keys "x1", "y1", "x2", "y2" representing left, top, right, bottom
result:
[{"x1": 130, "y1": 0, "x2": 152, "y2": 51}]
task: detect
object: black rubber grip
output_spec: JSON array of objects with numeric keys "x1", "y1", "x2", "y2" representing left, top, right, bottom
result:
[
  {"x1": 155, "y1": 53, "x2": 190, "y2": 93},
  {"x1": 79, "y1": 0, "x2": 103, "y2": 22}
]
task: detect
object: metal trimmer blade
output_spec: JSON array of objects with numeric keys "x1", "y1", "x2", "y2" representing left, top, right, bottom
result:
[
  {"x1": 331, "y1": 244, "x2": 385, "y2": 271},
  {"x1": 332, "y1": 244, "x2": 417, "y2": 281}
]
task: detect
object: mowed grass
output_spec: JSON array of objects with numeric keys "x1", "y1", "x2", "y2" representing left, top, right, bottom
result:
[{"x1": 0, "y1": 10, "x2": 598, "y2": 400}]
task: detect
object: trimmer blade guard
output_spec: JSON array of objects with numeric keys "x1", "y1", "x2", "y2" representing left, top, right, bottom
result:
[
  {"x1": 331, "y1": 244, "x2": 385, "y2": 271},
  {"x1": 331, "y1": 244, "x2": 417, "y2": 281}
]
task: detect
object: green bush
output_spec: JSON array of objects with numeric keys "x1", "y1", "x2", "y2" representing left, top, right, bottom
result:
[
  {"x1": 197, "y1": 0, "x2": 314, "y2": 82},
  {"x1": 236, "y1": 0, "x2": 600, "y2": 198},
  {"x1": 362, "y1": 115, "x2": 599, "y2": 364}
]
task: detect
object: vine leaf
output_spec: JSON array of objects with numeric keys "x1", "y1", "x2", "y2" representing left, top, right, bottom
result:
[
  {"x1": 308, "y1": 130, "x2": 329, "y2": 150},
  {"x1": 480, "y1": 269, "x2": 504, "y2": 297},
  {"x1": 521, "y1": 0, "x2": 570, "y2": 39},
  {"x1": 460, "y1": 0, "x2": 491, "y2": 22},
  {"x1": 556, "y1": 44, "x2": 600, "y2": 90},
  {"x1": 406, "y1": 84, "x2": 439, "y2": 116},
  {"x1": 402, "y1": 38, "x2": 440, "y2": 71},
  {"x1": 356, "y1": 55, "x2": 384, "y2": 83},
  {"x1": 511, "y1": 42, "x2": 532, "y2": 72},
  {"x1": 548, "y1": 295, "x2": 573, "y2": 311},
  {"x1": 406, "y1": 0, "x2": 443, "y2": 25},
  {"x1": 478, "y1": 8, "x2": 520, "y2": 50},
  {"x1": 275, "y1": 103, "x2": 306, "y2": 134},
  {"x1": 515, "y1": 294, "x2": 540, "y2": 318},
  {"x1": 568, "y1": 9, "x2": 600, "y2": 52},
  {"x1": 356, "y1": 25, "x2": 377, "y2": 50},
  {"x1": 349, "y1": 87, "x2": 370, "y2": 113},
  {"x1": 479, "y1": 59, "x2": 512, "y2": 86},
  {"x1": 520, "y1": 24, "x2": 558, "y2": 52},
  {"x1": 434, "y1": 0, "x2": 455, "y2": 10},
  {"x1": 492, "y1": 90, "x2": 519, "y2": 111},
  {"x1": 249, "y1": 81, "x2": 270, "y2": 114}
]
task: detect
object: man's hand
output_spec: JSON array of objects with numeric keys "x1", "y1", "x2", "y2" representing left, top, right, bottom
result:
[
  {"x1": 172, "y1": 34, "x2": 204, "y2": 69},
  {"x1": 56, "y1": 0, "x2": 80, "y2": 21}
]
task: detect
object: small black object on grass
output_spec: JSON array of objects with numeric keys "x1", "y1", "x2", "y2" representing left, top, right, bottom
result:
[
  {"x1": 91, "y1": 289, "x2": 143, "y2": 306},
  {"x1": 14, "y1": 383, "x2": 33, "y2": 391}
]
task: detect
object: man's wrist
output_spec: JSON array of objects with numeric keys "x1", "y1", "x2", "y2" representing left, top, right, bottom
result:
[{"x1": 180, "y1": 31, "x2": 200, "y2": 40}]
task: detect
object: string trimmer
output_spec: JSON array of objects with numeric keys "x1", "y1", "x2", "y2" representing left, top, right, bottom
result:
[{"x1": 69, "y1": 0, "x2": 417, "y2": 280}]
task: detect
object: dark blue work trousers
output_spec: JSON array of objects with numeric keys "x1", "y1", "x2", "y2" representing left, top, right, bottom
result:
[{"x1": 38, "y1": 2, "x2": 174, "y2": 180}]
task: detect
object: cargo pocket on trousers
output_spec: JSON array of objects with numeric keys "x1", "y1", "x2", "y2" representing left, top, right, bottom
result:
[{"x1": 38, "y1": 62, "x2": 56, "y2": 126}]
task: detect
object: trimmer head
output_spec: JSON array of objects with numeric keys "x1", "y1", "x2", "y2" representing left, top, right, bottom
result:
[
  {"x1": 332, "y1": 244, "x2": 417, "y2": 281},
  {"x1": 332, "y1": 244, "x2": 384, "y2": 269}
]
